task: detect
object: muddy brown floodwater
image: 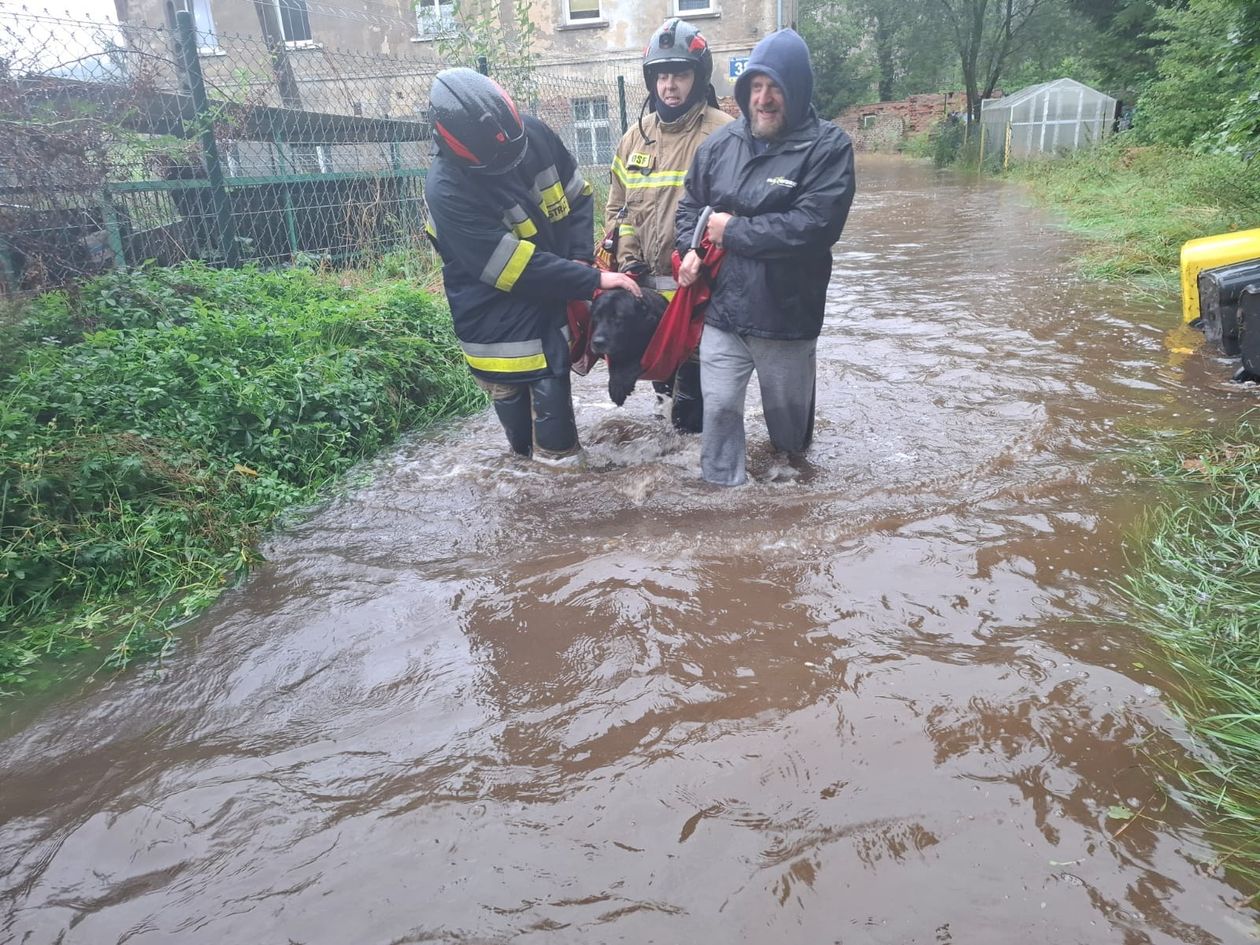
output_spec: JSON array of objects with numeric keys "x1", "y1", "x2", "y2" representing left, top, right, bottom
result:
[{"x1": 2, "y1": 155, "x2": 1258, "y2": 945}]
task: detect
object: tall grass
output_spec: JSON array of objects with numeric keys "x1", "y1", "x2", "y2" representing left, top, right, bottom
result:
[
  {"x1": 1123, "y1": 426, "x2": 1260, "y2": 901},
  {"x1": 0, "y1": 260, "x2": 483, "y2": 688},
  {"x1": 1009, "y1": 142, "x2": 1260, "y2": 287}
]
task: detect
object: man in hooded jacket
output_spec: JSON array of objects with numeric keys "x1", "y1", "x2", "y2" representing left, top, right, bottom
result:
[{"x1": 676, "y1": 29, "x2": 855, "y2": 486}]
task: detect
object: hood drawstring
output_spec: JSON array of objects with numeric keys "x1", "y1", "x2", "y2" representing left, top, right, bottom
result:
[{"x1": 636, "y1": 95, "x2": 656, "y2": 147}]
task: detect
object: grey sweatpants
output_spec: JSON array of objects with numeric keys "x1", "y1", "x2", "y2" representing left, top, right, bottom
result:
[{"x1": 699, "y1": 325, "x2": 817, "y2": 486}]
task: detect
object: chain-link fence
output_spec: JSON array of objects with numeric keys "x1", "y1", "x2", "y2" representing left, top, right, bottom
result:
[{"x1": 0, "y1": 5, "x2": 645, "y2": 295}]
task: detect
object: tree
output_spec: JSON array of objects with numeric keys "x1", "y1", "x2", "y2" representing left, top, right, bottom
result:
[
  {"x1": 797, "y1": 0, "x2": 877, "y2": 117},
  {"x1": 435, "y1": 0, "x2": 537, "y2": 104},
  {"x1": 931, "y1": 0, "x2": 1060, "y2": 120},
  {"x1": 1132, "y1": 0, "x2": 1258, "y2": 151}
]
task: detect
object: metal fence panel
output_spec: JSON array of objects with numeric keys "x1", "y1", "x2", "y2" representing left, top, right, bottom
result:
[{"x1": 0, "y1": 6, "x2": 639, "y2": 294}]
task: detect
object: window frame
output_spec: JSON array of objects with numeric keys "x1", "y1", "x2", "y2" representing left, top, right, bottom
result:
[
  {"x1": 672, "y1": 0, "x2": 716, "y2": 16},
  {"x1": 564, "y1": 0, "x2": 603, "y2": 26},
  {"x1": 274, "y1": 0, "x2": 313, "y2": 46},
  {"x1": 189, "y1": 0, "x2": 221, "y2": 53},
  {"x1": 415, "y1": 0, "x2": 457, "y2": 39},
  {"x1": 571, "y1": 96, "x2": 613, "y2": 166}
]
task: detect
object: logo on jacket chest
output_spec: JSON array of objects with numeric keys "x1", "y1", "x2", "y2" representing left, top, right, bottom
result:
[{"x1": 765, "y1": 176, "x2": 797, "y2": 188}]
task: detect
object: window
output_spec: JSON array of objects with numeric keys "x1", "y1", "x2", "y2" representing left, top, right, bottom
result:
[
  {"x1": 566, "y1": 0, "x2": 601, "y2": 23},
  {"x1": 189, "y1": 0, "x2": 219, "y2": 51},
  {"x1": 572, "y1": 98, "x2": 612, "y2": 165},
  {"x1": 674, "y1": 0, "x2": 715, "y2": 13},
  {"x1": 276, "y1": 0, "x2": 312, "y2": 44},
  {"x1": 861, "y1": 114, "x2": 878, "y2": 129},
  {"x1": 416, "y1": 0, "x2": 456, "y2": 38}
]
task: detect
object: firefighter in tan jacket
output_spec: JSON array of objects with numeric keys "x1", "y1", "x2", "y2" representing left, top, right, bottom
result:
[{"x1": 605, "y1": 18, "x2": 732, "y2": 433}]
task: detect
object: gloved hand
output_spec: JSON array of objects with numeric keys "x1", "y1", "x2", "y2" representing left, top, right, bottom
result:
[{"x1": 621, "y1": 261, "x2": 650, "y2": 284}]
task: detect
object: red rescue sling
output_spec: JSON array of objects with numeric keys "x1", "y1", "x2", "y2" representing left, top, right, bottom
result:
[{"x1": 638, "y1": 241, "x2": 725, "y2": 382}]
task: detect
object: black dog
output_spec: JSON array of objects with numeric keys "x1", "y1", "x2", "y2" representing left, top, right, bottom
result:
[{"x1": 588, "y1": 287, "x2": 669, "y2": 406}]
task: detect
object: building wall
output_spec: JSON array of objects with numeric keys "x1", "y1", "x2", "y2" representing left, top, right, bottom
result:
[{"x1": 121, "y1": 0, "x2": 795, "y2": 96}]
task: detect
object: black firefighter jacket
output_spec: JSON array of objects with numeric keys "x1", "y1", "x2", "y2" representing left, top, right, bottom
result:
[
  {"x1": 675, "y1": 111, "x2": 855, "y2": 341},
  {"x1": 424, "y1": 115, "x2": 600, "y2": 384}
]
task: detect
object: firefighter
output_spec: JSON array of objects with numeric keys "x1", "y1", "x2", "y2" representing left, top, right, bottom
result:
[
  {"x1": 424, "y1": 68, "x2": 641, "y2": 463},
  {"x1": 605, "y1": 18, "x2": 732, "y2": 434}
]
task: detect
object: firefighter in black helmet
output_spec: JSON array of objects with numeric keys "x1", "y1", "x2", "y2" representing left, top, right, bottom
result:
[
  {"x1": 424, "y1": 68, "x2": 641, "y2": 464},
  {"x1": 605, "y1": 20, "x2": 731, "y2": 434}
]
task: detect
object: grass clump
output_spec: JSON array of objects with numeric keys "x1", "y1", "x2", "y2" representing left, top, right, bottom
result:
[
  {"x1": 1123, "y1": 422, "x2": 1260, "y2": 902},
  {"x1": 1009, "y1": 142, "x2": 1260, "y2": 287},
  {"x1": 0, "y1": 261, "x2": 483, "y2": 688}
]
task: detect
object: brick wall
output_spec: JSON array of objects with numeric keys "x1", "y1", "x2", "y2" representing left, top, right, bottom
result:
[{"x1": 835, "y1": 92, "x2": 972, "y2": 150}]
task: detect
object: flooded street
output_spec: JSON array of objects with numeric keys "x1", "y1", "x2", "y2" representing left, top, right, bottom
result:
[{"x1": 2, "y1": 155, "x2": 1257, "y2": 944}]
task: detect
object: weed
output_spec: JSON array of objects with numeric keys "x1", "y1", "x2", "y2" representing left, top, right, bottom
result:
[{"x1": 0, "y1": 261, "x2": 484, "y2": 686}]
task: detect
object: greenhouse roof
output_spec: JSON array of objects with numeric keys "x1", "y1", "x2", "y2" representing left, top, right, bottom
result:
[{"x1": 981, "y1": 77, "x2": 1114, "y2": 114}]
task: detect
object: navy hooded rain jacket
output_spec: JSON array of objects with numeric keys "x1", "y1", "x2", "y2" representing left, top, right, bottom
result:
[{"x1": 675, "y1": 29, "x2": 855, "y2": 341}]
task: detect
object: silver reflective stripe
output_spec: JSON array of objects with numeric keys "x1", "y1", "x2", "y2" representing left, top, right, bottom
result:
[
  {"x1": 563, "y1": 169, "x2": 586, "y2": 201},
  {"x1": 460, "y1": 338, "x2": 544, "y2": 358},
  {"x1": 650, "y1": 275, "x2": 678, "y2": 291},
  {"x1": 533, "y1": 164, "x2": 561, "y2": 196},
  {"x1": 501, "y1": 203, "x2": 529, "y2": 227},
  {"x1": 480, "y1": 233, "x2": 521, "y2": 286}
]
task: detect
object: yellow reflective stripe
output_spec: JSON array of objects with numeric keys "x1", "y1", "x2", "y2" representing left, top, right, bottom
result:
[
  {"x1": 480, "y1": 233, "x2": 536, "y2": 291},
  {"x1": 495, "y1": 240, "x2": 535, "y2": 291},
  {"x1": 464, "y1": 352, "x2": 548, "y2": 373},
  {"x1": 618, "y1": 224, "x2": 636, "y2": 237},
  {"x1": 501, "y1": 204, "x2": 537, "y2": 238},
  {"x1": 620, "y1": 173, "x2": 685, "y2": 190},
  {"x1": 538, "y1": 181, "x2": 569, "y2": 221},
  {"x1": 612, "y1": 155, "x2": 687, "y2": 189},
  {"x1": 461, "y1": 338, "x2": 548, "y2": 374}
]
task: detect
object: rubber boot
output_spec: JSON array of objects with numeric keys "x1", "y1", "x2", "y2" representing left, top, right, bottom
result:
[
  {"x1": 670, "y1": 357, "x2": 703, "y2": 434},
  {"x1": 530, "y1": 373, "x2": 580, "y2": 461},
  {"x1": 491, "y1": 385, "x2": 533, "y2": 457}
]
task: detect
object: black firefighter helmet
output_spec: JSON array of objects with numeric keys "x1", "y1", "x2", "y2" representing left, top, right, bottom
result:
[
  {"x1": 429, "y1": 67, "x2": 527, "y2": 175},
  {"x1": 642, "y1": 18, "x2": 712, "y2": 97}
]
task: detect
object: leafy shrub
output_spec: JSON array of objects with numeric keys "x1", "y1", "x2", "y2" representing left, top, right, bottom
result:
[{"x1": 0, "y1": 262, "x2": 483, "y2": 685}]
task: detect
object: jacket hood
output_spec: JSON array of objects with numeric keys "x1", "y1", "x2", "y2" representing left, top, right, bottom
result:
[{"x1": 734, "y1": 29, "x2": 813, "y2": 131}]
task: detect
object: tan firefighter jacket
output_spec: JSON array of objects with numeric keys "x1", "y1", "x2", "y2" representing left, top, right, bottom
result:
[{"x1": 606, "y1": 103, "x2": 733, "y2": 289}]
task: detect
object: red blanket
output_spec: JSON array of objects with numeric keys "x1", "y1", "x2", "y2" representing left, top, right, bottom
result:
[{"x1": 639, "y1": 242, "x2": 726, "y2": 382}]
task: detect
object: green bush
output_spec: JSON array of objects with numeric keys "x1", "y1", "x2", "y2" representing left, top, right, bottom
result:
[
  {"x1": 0, "y1": 262, "x2": 483, "y2": 686},
  {"x1": 1009, "y1": 142, "x2": 1260, "y2": 280}
]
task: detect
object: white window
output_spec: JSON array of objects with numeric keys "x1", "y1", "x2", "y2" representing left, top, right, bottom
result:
[
  {"x1": 189, "y1": 0, "x2": 220, "y2": 51},
  {"x1": 861, "y1": 114, "x2": 878, "y2": 129},
  {"x1": 276, "y1": 0, "x2": 313, "y2": 44},
  {"x1": 416, "y1": 0, "x2": 456, "y2": 38},
  {"x1": 566, "y1": 0, "x2": 601, "y2": 23},
  {"x1": 674, "y1": 0, "x2": 715, "y2": 14},
  {"x1": 572, "y1": 97, "x2": 612, "y2": 165}
]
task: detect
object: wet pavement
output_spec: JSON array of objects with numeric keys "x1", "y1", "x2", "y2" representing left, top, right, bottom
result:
[{"x1": 2, "y1": 155, "x2": 1257, "y2": 944}]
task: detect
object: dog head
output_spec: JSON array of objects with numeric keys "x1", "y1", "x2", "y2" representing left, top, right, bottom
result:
[
  {"x1": 588, "y1": 287, "x2": 669, "y2": 406},
  {"x1": 589, "y1": 287, "x2": 667, "y2": 360}
]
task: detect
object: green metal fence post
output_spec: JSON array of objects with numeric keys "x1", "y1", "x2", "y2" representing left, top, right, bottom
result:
[
  {"x1": 617, "y1": 75, "x2": 628, "y2": 134},
  {"x1": 274, "y1": 137, "x2": 301, "y2": 260},
  {"x1": 0, "y1": 235, "x2": 19, "y2": 292},
  {"x1": 97, "y1": 188, "x2": 127, "y2": 269},
  {"x1": 174, "y1": 10, "x2": 240, "y2": 267}
]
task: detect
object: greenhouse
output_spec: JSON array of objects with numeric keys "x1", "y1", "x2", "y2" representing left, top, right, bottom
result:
[{"x1": 980, "y1": 78, "x2": 1117, "y2": 164}]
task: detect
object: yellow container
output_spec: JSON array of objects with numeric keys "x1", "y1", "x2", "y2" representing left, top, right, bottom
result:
[{"x1": 1180, "y1": 228, "x2": 1260, "y2": 322}]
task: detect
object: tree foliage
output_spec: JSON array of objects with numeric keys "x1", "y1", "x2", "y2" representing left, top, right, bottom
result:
[{"x1": 1131, "y1": 0, "x2": 1257, "y2": 151}]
